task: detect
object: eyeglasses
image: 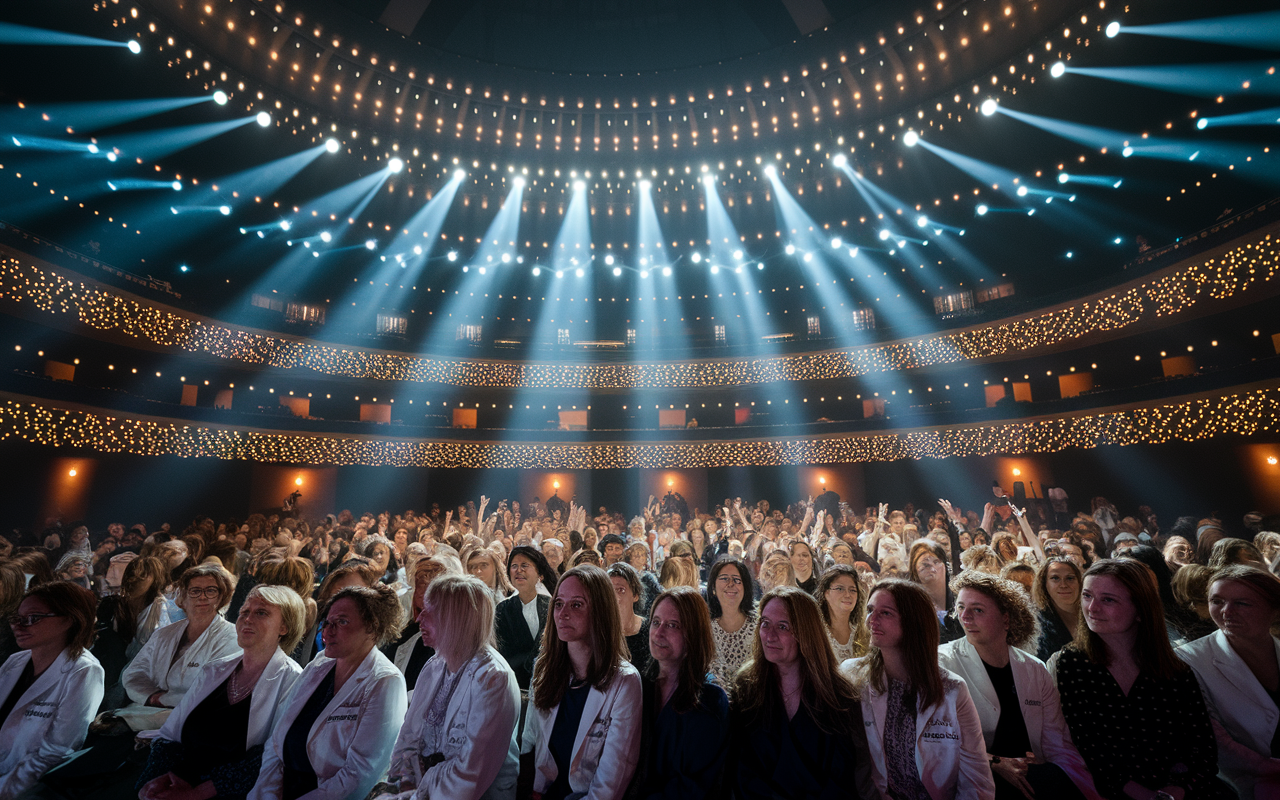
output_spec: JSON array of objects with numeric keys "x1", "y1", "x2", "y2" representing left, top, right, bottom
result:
[
  {"x1": 185, "y1": 587, "x2": 222, "y2": 599},
  {"x1": 8, "y1": 613, "x2": 63, "y2": 628},
  {"x1": 317, "y1": 618, "x2": 352, "y2": 631},
  {"x1": 826, "y1": 585, "x2": 858, "y2": 595},
  {"x1": 715, "y1": 575, "x2": 743, "y2": 586}
]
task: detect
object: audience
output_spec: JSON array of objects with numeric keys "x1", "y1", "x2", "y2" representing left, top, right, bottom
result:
[{"x1": 1, "y1": 487, "x2": 1277, "y2": 799}]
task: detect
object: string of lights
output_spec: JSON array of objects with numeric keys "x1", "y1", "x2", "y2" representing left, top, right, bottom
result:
[
  {"x1": 2, "y1": 380, "x2": 1277, "y2": 468},
  {"x1": 2, "y1": 228, "x2": 1276, "y2": 389}
]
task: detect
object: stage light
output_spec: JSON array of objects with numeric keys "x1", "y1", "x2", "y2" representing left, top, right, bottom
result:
[
  {"x1": 1058, "y1": 173, "x2": 1070, "y2": 183},
  {"x1": 573, "y1": 179, "x2": 586, "y2": 192},
  {"x1": 1105, "y1": 21, "x2": 1120, "y2": 38},
  {"x1": 1113, "y1": 179, "x2": 1123, "y2": 188},
  {"x1": 1122, "y1": 146, "x2": 1134, "y2": 157},
  {"x1": 1196, "y1": 118, "x2": 1208, "y2": 130},
  {"x1": 447, "y1": 251, "x2": 458, "y2": 261},
  {"x1": 413, "y1": 246, "x2": 423, "y2": 255},
  {"x1": 126, "y1": 40, "x2": 141, "y2": 54},
  {"x1": 388, "y1": 157, "x2": 404, "y2": 173},
  {"x1": 1017, "y1": 186, "x2": 1029, "y2": 197},
  {"x1": 605, "y1": 254, "x2": 615, "y2": 265},
  {"x1": 532, "y1": 266, "x2": 542, "y2": 276},
  {"x1": 763, "y1": 164, "x2": 777, "y2": 177},
  {"x1": 803, "y1": 253, "x2": 813, "y2": 262},
  {"x1": 981, "y1": 99, "x2": 998, "y2": 116},
  {"x1": 87, "y1": 144, "x2": 98, "y2": 154},
  {"x1": 68, "y1": 468, "x2": 77, "y2": 477},
  {"x1": 325, "y1": 138, "x2": 340, "y2": 153},
  {"x1": 832, "y1": 153, "x2": 847, "y2": 168},
  {"x1": 219, "y1": 205, "x2": 231, "y2": 215},
  {"x1": 640, "y1": 270, "x2": 649, "y2": 278},
  {"x1": 757, "y1": 263, "x2": 765, "y2": 270},
  {"x1": 917, "y1": 215, "x2": 929, "y2": 228},
  {"x1": 831, "y1": 237, "x2": 842, "y2": 249},
  {"x1": 320, "y1": 231, "x2": 332, "y2": 242},
  {"x1": 784, "y1": 244, "x2": 796, "y2": 255},
  {"x1": 878, "y1": 229, "x2": 892, "y2": 240},
  {"x1": 512, "y1": 176, "x2": 526, "y2": 189},
  {"x1": 1113, "y1": 236, "x2": 1123, "y2": 244},
  {"x1": 462, "y1": 266, "x2": 469, "y2": 272},
  {"x1": 691, "y1": 252, "x2": 703, "y2": 263},
  {"x1": 710, "y1": 265, "x2": 720, "y2": 274},
  {"x1": 702, "y1": 174, "x2": 716, "y2": 186},
  {"x1": 478, "y1": 266, "x2": 487, "y2": 275},
  {"x1": 976, "y1": 204, "x2": 989, "y2": 215},
  {"x1": 1189, "y1": 151, "x2": 1200, "y2": 161},
  {"x1": 849, "y1": 247, "x2": 859, "y2": 257},
  {"x1": 1066, "y1": 251, "x2": 1074, "y2": 258},
  {"x1": 575, "y1": 268, "x2": 585, "y2": 277},
  {"x1": 733, "y1": 249, "x2": 743, "y2": 260},
  {"x1": 365, "y1": 239, "x2": 376, "y2": 250},
  {"x1": 256, "y1": 111, "x2": 271, "y2": 127},
  {"x1": 662, "y1": 266, "x2": 673, "y2": 276},
  {"x1": 179, "y1": 264, "x2": 189, "y2": 272},
  {"x1": 171, "y1": 181, "x2": 182, "y2": 191},
  {"x1": 555, "y1": 270, "x2": 564, "y2": 278},
  {"x1": 211, "y1": 90, "x2": 229, "y2": 106},
  {"x1": 638, "y1": 179, "x2": 651, "y2": 191},
  {"x1": 613, "y1": 266, "x2": 622, "y2": 277},
  {"x1": 902, "y1": 130, "x2": 919, "y2": 147},
  {"x1": 501, "y1": 253, "x2": 512, "y2": 263},
  {"x1": 1050, "y1": 62, "x2": 1066, "y2": 78},
  {"x1": 106, "y1": 151, "x2": 117, "y2": 162},
  {"x1": 279, "y1": 220, "x2": 291, "y2": 231}
]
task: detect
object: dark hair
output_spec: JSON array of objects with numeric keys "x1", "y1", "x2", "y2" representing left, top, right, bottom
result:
[
  {"x1": 907, "y1": 539, "x2": 949, "y2": 584},
  {"x1": 599, "y1": 533, "x2": 627, "y2": 551},
  {"x1": 731, "y1": 586, "x2": 861, "y2": 737},
  {"x1": 647, "y1": 587, "x2": 716, "y2": 714},
  {"x1": 853, "y1": 578, "x2": 944, "y2": 710},
  {"x1": 533, "y1": 565, "x2": 628, "y2": 711},
  {"x1": 606, "y1": 561, "x2": 644, "y2": 612},
  {"x1": 815, "y1": 564, "x2": 869, "y2": 657},
  {"x1": 707, "y1": 557, "x2": 755, "y2": 618},
  {"x1": 1117, "y1": 544, "x2": 1199, "y2": 638},
  {"x1": 508, "y1": 546, "x2": 557, "y2": 595},
  {"x1": 1074, "y1": 559, "x2": 1185, "y2": 681},
  {"x1": 23, "y1": 581, "x2": 97, "y2": 657},
  {"x1": 950, "y1": 571, "x2": 1040, "y2": 650},
  {"x1": 321, "y1": 583, "x2": 404, "y2": 647}
]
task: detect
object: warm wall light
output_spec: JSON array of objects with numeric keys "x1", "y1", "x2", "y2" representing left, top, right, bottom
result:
[
  {"x1": 667, "y1": 478, "x2": 675, "y2": 487},
  {"x1": 819, "y1": 476, "x2": 827, "y2": 485},
  {"x1": 1269, "y1": 456, "x2": 1278, "y2": 466},
  {"x1": 68, "y1": 469, "x2": 77, "y2": 477},
  {"x1": 553, "y1": 479, "x2": 561, "y2": 489},
  {"x1": 295, "y1": 476, "x2": 303, "y2": 485},
  {"x1": 1012, "y1": 468, "x2": 1022, "y2": 476}
]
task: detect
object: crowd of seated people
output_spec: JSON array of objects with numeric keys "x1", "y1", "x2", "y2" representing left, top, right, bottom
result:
[{"x1": 0, "y1": 485, "x2": 1278, "y2": 800}]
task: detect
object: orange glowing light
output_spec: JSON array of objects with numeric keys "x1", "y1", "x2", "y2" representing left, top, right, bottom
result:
[
  {"x1": 819, "y1": 476, "x2": 827, "y2": 485},
  {"x1": 553, "y1": 479, "x2": 561, "y2": 489},
  {"x1": 667, "y1": 478, "x2": 674, "y2": 487},
  {"x1": 1269, "y1": 456, "x2": 1278, "y2": 466},
  {"x1": 1012, "y1": 468, "x2": 1022, "y2": 476},
  {"x1": 68, "y1": 469, "x2": 77, "y2": 477},
  {"x1": 295, "y1": 476, "x2": 303, "y2": 486}
]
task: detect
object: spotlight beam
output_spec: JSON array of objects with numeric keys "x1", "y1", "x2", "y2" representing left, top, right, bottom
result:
[
  {"x1": 1120, "y1": 11, "x2": 1280, "y2": 50},
  {"x1": 0, "y1": 21, "x2": 138, "y2": 49},
  {"x1": 98, "y1": 116, "x2": 261, "y2": 161}
]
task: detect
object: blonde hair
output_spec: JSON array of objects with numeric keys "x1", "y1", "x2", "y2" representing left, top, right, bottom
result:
[
  {"x1": 423, "y1": 574, "x2": 496, "y2": 665},
  {"x1": 245, "y1": 584, "x2": 307, "y2": 654}
]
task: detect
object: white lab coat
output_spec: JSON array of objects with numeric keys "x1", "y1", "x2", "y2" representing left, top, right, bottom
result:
[
  {"x1": 250, "y1": 647, "x2": 408, "y2": 800},
  {"x1": 0, "y1": 649, "x2": 105, "y2": 800},
  {"x1": 388, "y1": 646, "x2": 520, "y2": 800},
  {"x1": 153, "y1": 648, "x2": 303, "y2": 749},
  {"x1": 119, "y1": 615, "x2": 241, "y2": 731},
  {"x1": 938, "y1": 638, "x2": 1101, "y2": 800},
  {"x1": 523, "y1": 659, "x2": 643, "y2": 800},
  {"x1": 1178, "y1": 630, "x2": 1280, "y2": 799},
  {"x1": 843, "y1": 658, "x2": 995, "y2": 800}
]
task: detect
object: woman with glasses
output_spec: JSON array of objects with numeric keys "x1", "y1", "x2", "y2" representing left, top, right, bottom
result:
[
  {"x1": 817, "y1": 565, "x2": 869, "y2": 662},
  {"x1": 496, "y1": 546, "x2": 554, "y2": 693},
  {"x1": 138, "y1": 586, "x2": 306, "y2": 800},
  {"x1": 708, "y1": 558, "x2": 757, "y2": 688},
  {"x1": 0, "y1": 581, "x2": 104, "y2": 799},
  {"x1": 112, "y1": 563, "x2": 241, "y2": 734},
  {"x1": 251, "y1": 583, "x2": 408, "y2": 800}
]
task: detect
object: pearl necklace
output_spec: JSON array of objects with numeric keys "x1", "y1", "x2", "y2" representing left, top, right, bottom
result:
[{"x1": 228, "y1": 664, "x2": 253, "y2": 704}]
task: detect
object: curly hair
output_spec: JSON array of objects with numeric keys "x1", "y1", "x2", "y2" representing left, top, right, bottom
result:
[
  {"x1": 321, "y1": 583, "x2": 404, "y2": 647},
  {"x1": 959, "y1": 544, "x2": 1001, "y2": 575},
  {"x1": 950, "y1": 571, "x2": 1041, "y2": 650}
]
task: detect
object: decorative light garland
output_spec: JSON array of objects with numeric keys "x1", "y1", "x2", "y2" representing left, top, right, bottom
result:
[
  {"x1": 2, "y1": 381, "x2": 1277, "y2": 467},
  {"x1": 2, "y1": 227, "x2": 1276, "y2": 389}
]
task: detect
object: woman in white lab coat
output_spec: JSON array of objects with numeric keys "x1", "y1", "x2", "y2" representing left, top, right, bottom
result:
[
  {"x1": 1178, "y1": 565, "x2": 1280, "y2": 799},
  {"x1": 137, "y1": 585, "x2": 307, "y2": 800},
  {"x1": 524, "y1": 564, "x2": 643, "y2": 800},
  {"x1": 112, "y1": 563, "x2": 241, "y2": 733},
  {"x1": 378, "y1": 574, "x2": 520, "y2": 800},
  {"x1": 843, "y1": 578, "x2": 995, "y2": 800},
  {"x1": 0, "y1": 580, "x2": 105, "y2": 800},
  {"x1": 938, "y1": 571, "x2": 1100, "y2": 800},
  {"x1": 250, "y1": 583, "x2": 408, "y2": 800}
]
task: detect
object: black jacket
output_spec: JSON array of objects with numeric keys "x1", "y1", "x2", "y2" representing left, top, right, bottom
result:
[{"x1": 494, "y1": 593, "x2": 550, "y2": 690}]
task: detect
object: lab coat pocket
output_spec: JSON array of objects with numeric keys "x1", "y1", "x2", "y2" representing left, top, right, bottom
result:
[{"x1": 578, "y1": 716, "x2": 612, "y2": 773}]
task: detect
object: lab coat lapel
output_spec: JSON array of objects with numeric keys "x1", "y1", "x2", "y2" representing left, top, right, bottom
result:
[
  {"x1": 1210, "y1": 630, "x2": 1277, "y2": 711},
  {"x1": 955, "y1": 640, "x2": 999, "y2": 718},
  {"x1": 246, "y1": 649, "x2": 293, "y2": 747},
  {"x1": 1008, "y1": 648, "x2": 1044, "y2": 754},
  {"x1": 308, "y1": 647, "x2": 376, "y2": 747},
  {"x1": 571, "y1": 685, "x2": 607, "y2": 770}
]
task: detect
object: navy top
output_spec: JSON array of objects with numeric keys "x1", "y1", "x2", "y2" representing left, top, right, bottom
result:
[
  {"x1": 543, "y1": 681, "x2": 592, "y2": 800},
  {"x1": 729, "y1": 696, "x2": 872, "y2": 799},
  {"x1": 983, "y1": 660, "x2": 1032, "y2": 758},
  {"x1": 635, "y1": 677, "x2": 729, "y2": 800},
  {"x1": 180, "y1": 674, "x2": 251, "y2": 779},
  {"x1": 282, "y1": 668, "x2": 335, "y2": 800}
]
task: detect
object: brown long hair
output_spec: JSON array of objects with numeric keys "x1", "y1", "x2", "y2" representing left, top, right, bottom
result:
[
  {"x1": 532, "y1": 565, "x2": 629, "y2": 711},
  {"x1": 852, "y1": 578, "x2": 944, "y2": 710},
  {"x1": 816, "y1": 564, "x2": 869, "y2": 657},
  {"x1": 648, "y1": 587, "x2": 716, "y2": 714},
  {"x1": 1073, "y1": 558, "x2": 1185, "y2": 681},
  {"x1": 730, "y1": 586, "x2": 861, "y2": 737}
]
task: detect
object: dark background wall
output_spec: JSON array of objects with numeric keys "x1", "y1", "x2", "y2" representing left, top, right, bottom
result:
[{"x1": 3, "y1": 439, "x2": 1278, "y2": 536}]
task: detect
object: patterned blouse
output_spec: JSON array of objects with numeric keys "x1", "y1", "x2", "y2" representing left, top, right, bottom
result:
[
  {"x1": 711, "y1": 613, "x2": 756, "y2": 688},
  {"x1": 884, "y1": 679, "x2": 931, "y2": 800}
]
